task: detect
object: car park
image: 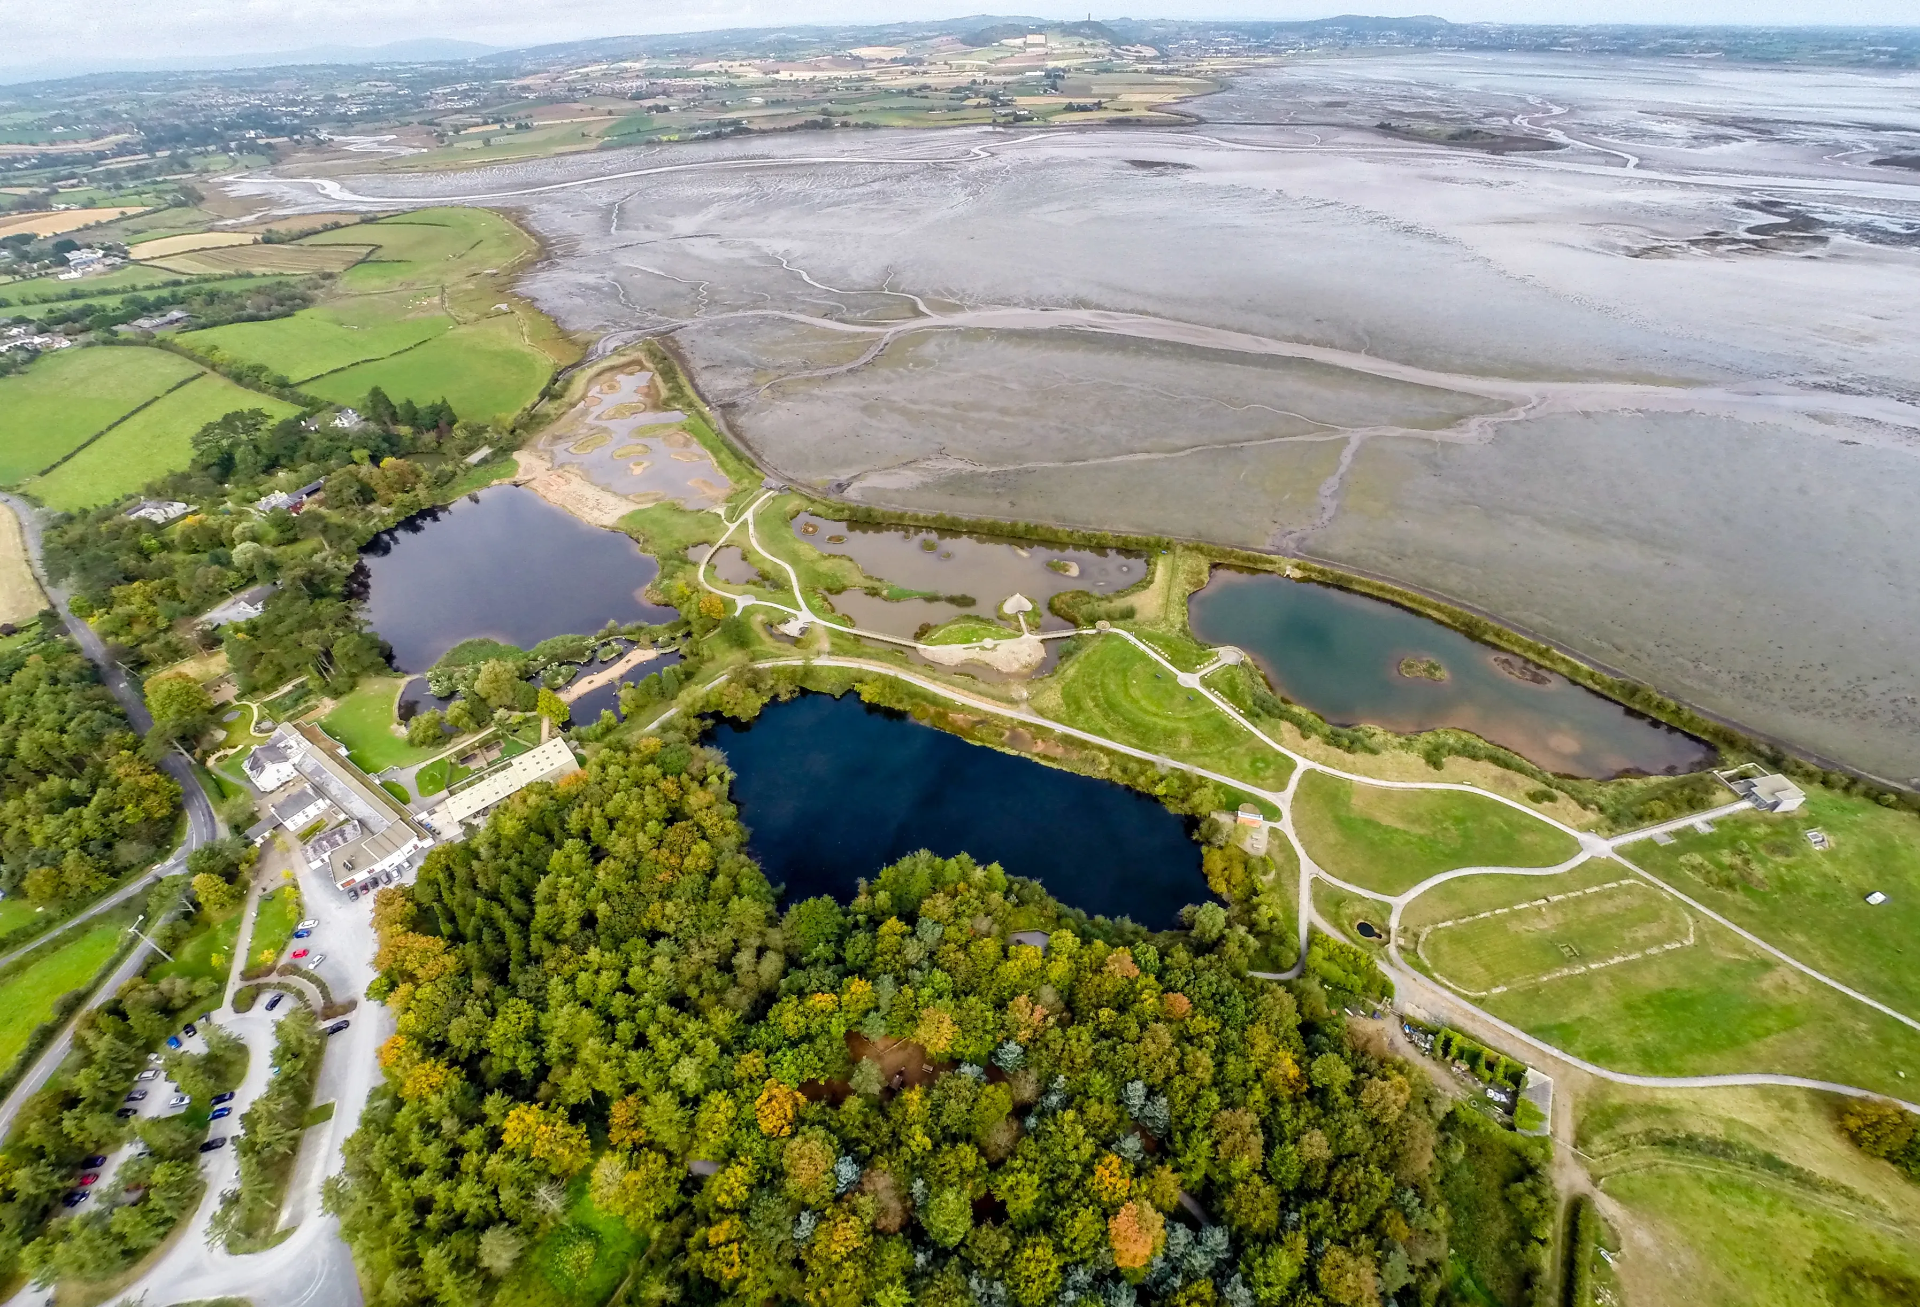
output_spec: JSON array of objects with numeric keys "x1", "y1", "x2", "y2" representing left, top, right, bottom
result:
[
  {"x1": 61, "y1": 1192, "x2": 87, "y2": 1208},
  {"x1": 291, "y1": 948, "x2": 309, "y2": 960},
  {"x1": 198, "y1": 1138, "x2": 227, "y2": 1152},
  {"x1": 211, "y1": 1091, "x2": 235, "y2": 1104},
  {"x1": 211, "y1": 1105, "x2": 232, "y2": 1120},
  {"x1": 265, "y1": 992, "x2": 285, "y2": 1011},
  {"x1": 325, "y1": 1020, "x2": 351, "y2": 1035},
  {"x1": 167, "y1": 1094, "x2": 189, "y2": 1108}
]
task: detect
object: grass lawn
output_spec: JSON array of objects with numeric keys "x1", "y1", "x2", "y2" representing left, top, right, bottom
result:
[
  {"x1": 1310, "y1": 879, "x2": 1392, "y2": 969},
  {"x1": 1418, "y1": 880, "x2": 1690, "y2": 996},
  {"x1": 320, "y1": 677, "x2": 443, "y2": 772},
  {"x1": 31, "y1": 373, "x2": 300, "y2": 510},
  {"x1": 149, "y1": 902, "x2": 244, "y2": 1018},
  {"x1": 1480, "y1": 909, "x2": 1920, "y2": 1097},
  {"x1": 1030, "y1": 635, "x2": 1295, "y2": 794},
  {"x1": 921, "y1": 616, "x2": 1020, "y2": 644},
  {"x1": 0, "y1": 897, "x2": 46, "y2": 937},
  {"x1": 0, "y1": 922, "x2": 122, "y2": 1070},
  {"x1": 501, "y1": 1180, "x2": 646, "y2": 1307},
  {"x1": 189, "y1": 292, "x2": 454, "y2": 382},
  {"x1": 1399, "y1": 857, "x2": 1628, "y2": 932},
  {"x1": 1291, "y1": 771, "x2": 1579, "y2": 896},
  {"x1": 0, "y1": 346, "x2": 200, "y2": 483},
  {"x1": 244, "y1": 884, "x2": 302, "y2": 977},
  {"x1": 1624, "y1": 787, "x2": 1920, "y2": 1018},
  {"x1": 302, "y1": 316, "x2": 554, "y2": 422}
]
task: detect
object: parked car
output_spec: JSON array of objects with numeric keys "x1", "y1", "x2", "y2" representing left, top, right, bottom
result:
[
  {"x1": 167, "y1": 1094, "x2": 189, "y2": 1108},
  {"x1": 211, "y1": 1091, "x2": 236, "y2": 1104},
  {"x1": 210, "y1": 1105, "x2": 232, "y2": 1121},
  {"x1": 77, "y1": 1173, "x2": 99, "y2": 1186},
  {"x1": 347, "y1": 887, "x2": 359, "y2": 901},
  {"x1": 61, "y1": 1192, "x2": 87, "y2": 1208},
  {"x1": 124, "y1": 1091, "x2": 147, "y2": 1103},
  {"x1": 198, "y1": 1138, "x2": 227, "y2": 1152},
  {"x1": 182, "y1": 1024, "x2": 197, "y2": 1038},
  {"x1": 309, "y1": 954, "x2": 326, "y2": 967},
  {"x1": 165, "y1": 1035, "x2": 181, "y2": 1050},
  {"x1": 297, "y1": 918, "x2": 317, "y2": 930},
  {"x1": 325, "y1": 1020, "x2": 351, "y2": 1035},
  {"x1": 264, "y1": 993, "x2": 285, "y2": 1012},
  {"x1": 136, "y1": 1068, "x2": 159, "y2": 1081},
  {"x1": 82, "y1": 1154, "x2": 106, "y2": 1168},
  {"x1": 147, "y1": 1052, "x2": 162, "y2": 1063},
  {"x1": 292, "y1": 928, "x2": 313, "y2": 939},
  {"x1": 114, "y1": 1108, "x2": 137, "y2": 1119},
  {"x1": 290, "y1": 948, "x2": 309, "y2": 960}
]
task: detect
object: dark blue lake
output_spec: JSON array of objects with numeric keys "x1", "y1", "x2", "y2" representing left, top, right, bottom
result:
[
  {"x1": 358, "y1": 485, "x2": 675, "y2": 672},
  {"x1": 712, "y1": 692, "x2": 1208, "y2": 927}
]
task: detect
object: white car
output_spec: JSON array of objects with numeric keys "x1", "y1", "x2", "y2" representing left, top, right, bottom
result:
[
  {"x1": 136, "y1": 1068, "x2": 159, "y2": 1081},
  {"x1": 308, "y1": 954, "x2": 326, "y2": 968},
  {"x1": 167, "y1": 1094, "x2": 189, "y2": 1108},
  {"x1": 297, "y1": 918, "x2": 317, "y2": 930}
]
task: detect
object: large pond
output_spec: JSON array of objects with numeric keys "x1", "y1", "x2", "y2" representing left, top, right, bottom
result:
[
  {"x1": 358, "y1": 485, "x2": 675, "y2": 672},
  {"x1": 713, "y1": 692, "x2": 1208, "y2": 927},
  {"x1": 1189, "y1": 570, "x2": 1713, "y2": 779}
]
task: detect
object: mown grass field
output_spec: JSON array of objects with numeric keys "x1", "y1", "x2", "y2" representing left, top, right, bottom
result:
[
  {"x1": 150, "y1": 901, "x2": 244, "y2": 1015},
  {"x1": 1291, "y1": 771, "x2": 1579, "y2": 896},
  {"x1": 1029, "y1": 635, "x2": 1296, "y2": 794},
  {"x1": 0, "y1": 345, "x2": 200, "y2": 483},
  {"x1": 303, "y1": 315, "x2": 554, "y2": 421},
  {"x1": 0, "y1": 897, "x2": 45, "y2": 937},
  {"x1": 246, "y1": 883, "x2": 302, "y2": 976},
  {"x1": 1480, "y1": 909, "x2": 1920, "y2": 1097},
  {"x1": 0, "y1": 922, "x2": 122, "y2": 1070},
  {"x1": 142, "y1": 244, "x2": 371, "y2": 277},
  {"x1": 30, "y1": 372, "x2": 299, "y2": 510},
  {"x1": 191, "y1": 290, "x2": 454, "y2": 382},
  {"x1": 320, "y1": 677, "x2": 443, "y2": 773},
  {"x1": 1399, "y1": 857, "x2": 1626, "y2": 930},
  {"x1": 1418, "y1": 881, "x2": 1691, "y2": 995},
  {"x1": 1626, "y1": 787, "x2": 1920, "y2": 1018}
]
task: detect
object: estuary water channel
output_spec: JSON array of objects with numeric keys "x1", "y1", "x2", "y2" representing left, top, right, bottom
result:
[
  {"x1": 713, "y1": 692, "x2": 1208, "y2": 927},
  {"x1": 357, "y1": 484, "x2": 675, "y2": 672},
  {"x1": 1189, "y1": 570, "x2": 1713, "y2": 780}
]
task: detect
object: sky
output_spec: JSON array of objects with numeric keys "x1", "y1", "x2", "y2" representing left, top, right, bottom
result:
[{"x1": 17, "y1": 1, "x2": 1920, "y2": 75}]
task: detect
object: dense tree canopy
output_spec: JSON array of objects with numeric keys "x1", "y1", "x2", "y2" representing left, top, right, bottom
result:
[
  {"x1": 329, "y1": 733, "x2": 1469, "y2": 1307},
  {"x1": 0, "y1": 636, "x2": 179, "y2": 903}
]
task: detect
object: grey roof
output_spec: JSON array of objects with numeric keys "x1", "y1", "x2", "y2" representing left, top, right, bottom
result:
[
  {"x1": 271, "y1": 787, "x2": 325, "y2": 824},
  {"x1": 242, "y1": 739, "x2": 293, "y2": 778}
]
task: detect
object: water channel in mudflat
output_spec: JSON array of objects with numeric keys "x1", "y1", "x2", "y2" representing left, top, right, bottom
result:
[
  {"x1": 357, "y1": 485, "x2": 675, "y2": 672},
  {"x1": 1188, "y1": 570, "x2": 1713, "y2": 779},
  {"x1": 790, "y1": 512, "x2": 1144, "y2": 639},
  {"x1": 713, "y1": 691, "x2": 1208, "y2": 927}
]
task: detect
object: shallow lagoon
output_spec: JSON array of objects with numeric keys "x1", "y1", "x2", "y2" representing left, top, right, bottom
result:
[
  {"x1": 1189, "y1": 570, "x2": 1712, "y2": 779},
  {"x1": 713, "y1": 691, "x2": 1208, "y2": 926},
  {"x1": 358, "y1": 484, "x2": 675, "y2": 672}
]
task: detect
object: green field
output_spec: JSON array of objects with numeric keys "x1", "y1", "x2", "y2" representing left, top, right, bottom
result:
[
  {"x1": 1399, "y1": 857, "x2": 1627, "y2": 930},
  {"x1": 150, "y1": 902, "x2": 244, "y2": 1014},
  {"x1": 0, "y1": 264, "x2": 204, "y2": 304},
  {"x1": 0, "y1": 346, "x2": 201, "y2": 483},
  {"x1": 320, "y1": 677, "x2": 445, "y2": 772},
  {"x1": 246, "y1": 883, "x2": 302, "y2": 976},
  {"x1": 1292, "y1": 771, "x2": 1580, "y2": 896},
  {"x1": 1625, "y1": 788, "x2": 1920, "y2": 1018},
  {"x1": 189, "y1": 291, "x2": 454, "y2": 382},
  {"x1": 30, "y1": 372, "x2": 300, "y2": 510},
  {"x1": 1478, "y1": 909, "x2": 1920, "y2": 1097},
  {"x1": 299, "y1": 210, "x2": 533, "y2": 294},
  {"x1": 1031, "y1": 636, "x2": 1295, "y2": 794},
  {"x1": 302, "y1": 316, "x2": 554, "y2": 421},
  {"x1": 1418, "y1": 880, "x2": 1691, "y2": 996},
  {"x1": 0, "y1": 922, "x2": 122, "y2": 1070},
  {"x1": 414, "y1": 755, "x2": 473, "y2": 797}
]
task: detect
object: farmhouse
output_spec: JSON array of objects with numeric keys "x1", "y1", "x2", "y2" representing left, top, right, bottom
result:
[
  {"x1": 198, "y1": 583, "x2": 276, "y2": 628},
  {"x1": 124, "y1": 500, "x2": 190, "y2": 525}
]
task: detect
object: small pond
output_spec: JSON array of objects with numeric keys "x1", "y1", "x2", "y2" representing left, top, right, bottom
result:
[
  {"x1": 1189, "y1": 570, "x2": 1713, "y2": 779},
  {"x1": 564, "y1": 650, "x2": 683, "y2": 726},
  {"x1": 713, "y1": 692, "x2": 1208, "y2": 927},
  {"x1": 791, "y1": 513, "x2": 1142, "y2": 639},
  {"x1": 358, "y1": 485, "x2": 675, "y2": 672}
]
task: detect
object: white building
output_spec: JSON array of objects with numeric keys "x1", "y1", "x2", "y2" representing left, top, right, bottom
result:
[
  {"x1": 421, "y1": 736, "x2": 580, "y2": 839},
  {"x1": 125, "y1": 500, "x2": 190, "y2": 525},
  {"x1": 331, "y1": 408, "x2": 364, "y2": 429},
  {"x1": 270, "y1": 786, "x2": 330, "y2": 831},
  {"x1": 198, "y1": 584, "x2": 276, "y2": 629},
  {"x1": 1743, "y1": 774, "x2": 1807, "y2": 814},
  {"x1": 242, "y1": 738, "x2": 299, "y2": 791},
  {"x1": 249, "y1": 723, "x2": 433, "y2": 890}
]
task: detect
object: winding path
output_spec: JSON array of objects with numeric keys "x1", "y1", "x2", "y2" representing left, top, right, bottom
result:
[{"x1": 694, "y1": 494, "x2": 1920, "y2": 1106}]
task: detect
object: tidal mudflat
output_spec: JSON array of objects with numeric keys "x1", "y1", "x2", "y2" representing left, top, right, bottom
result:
[
  {"x1": 357, "y1": 484, "x2": 673, "y2": 671},
  {"x1": 238, "y1": 53, "x2": 1920, "y2": 779}
]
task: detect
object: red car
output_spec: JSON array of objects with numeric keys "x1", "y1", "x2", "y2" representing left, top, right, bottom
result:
[
  {"x1": 77, "y1": 1173, "x2": 99, "y2": 1186},
  {"x1": 290, "y1": 948, "x2": 309, "y2": 960}
]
